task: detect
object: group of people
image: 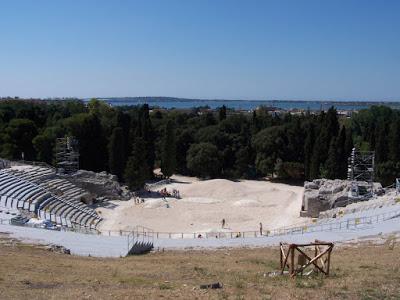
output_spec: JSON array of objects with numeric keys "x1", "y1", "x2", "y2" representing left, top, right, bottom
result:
[
  {"x1": 158, "y1": 187, "x2": 180, "y2": 199},
  {"x1": 221, "y1": 218, "x2": 264, "y2": 236},
  {"x1": 133, "y1": 196, "x2": 145, "y2": 204}
]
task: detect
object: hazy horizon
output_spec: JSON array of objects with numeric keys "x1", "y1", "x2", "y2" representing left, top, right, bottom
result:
[
  {"x1": 3, "y1": 96, "x2": 398, "y2": 103},
  {"x1": 1, "y1": 0, "x2": 399, "y2": 100}
]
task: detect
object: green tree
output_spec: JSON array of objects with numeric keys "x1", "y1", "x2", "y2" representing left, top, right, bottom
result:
[
  {"x1": 310, "y1": 125, "x2": 330, "y2": 179},
  {"x1": 161, "y1": 120, "x2": 177, "y2": 178},
  {"x1": 219, "y1": 105, "x2": 227, "y2": 121},
  {"x1": 344, "y1": 125, "x2": 354, "y2": 157},
  {"x1": 304, "y1": 124, "x2": 315, "y2": 180},
  {"x1": 186, "y1": 143, "x2": 221, "y2": 178},
  {"x1": 252, "y1": 126, "x2": 286, "y2": 176},
  {"x1": 175, "y1": 128, "x2": 194, "y2": 174},
  {"x1": 5, "y1": 118, "x2": 38, "y2": 160},
  {"x1": 325, "y1": 138, "x2": 340, "y2": 179},
  {"x1": 64, "y1": 113, "x2": 107, "y2": 172},
  {"x1": 388, "y1": 120, "x2": 400, "y2": 162},
  {"x1": 374, "y1": 119, "x2": 387, "y2": 163},
  {"x1": 108, "y1": 127, "x2": 125, "y2": 180},
  {"x1": 124, "y1": 137, "x2": 148, "y2": 190},
  {"x1": 326, "y1": 106, "x2": 339, "y2": 139},
  {"x1": 375, "y1": 161, "x2": 400, "y2": 187},
  {"x1": 138, "y1": 104, "x2": 155, "y2": 178},
  {"x1": 115, "y1": 110, "x2": 131, "y2": 165},
  {"x1": 336, "y1": 126, "x2": 347, "y2": 179},
  {"x1": 33, "y1": 126, "x2": 64, "y2": 164}
]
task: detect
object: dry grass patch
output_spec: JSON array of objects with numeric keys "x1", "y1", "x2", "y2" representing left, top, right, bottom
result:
[{"x1": 0, "y1": 237, "x2": 399, "y2": 299}]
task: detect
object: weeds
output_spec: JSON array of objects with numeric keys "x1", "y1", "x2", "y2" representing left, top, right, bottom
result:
[
  {"x1": 295, "y1": 275, "x2": 324, "y2": 289},
  {"x1": 158, "y1": 283, "x2": 173, "y2": 290}
]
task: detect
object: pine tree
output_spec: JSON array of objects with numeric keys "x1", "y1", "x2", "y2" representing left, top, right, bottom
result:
[
  {"x1": 161, "y1": 120, "x2": 176, "y2": 178},
  {"x1": 108, "y1": 127, "x2": 125, "y2": 181},
  {"x1": 124, "y1": 137, "x2": 148, "y2": 190}
]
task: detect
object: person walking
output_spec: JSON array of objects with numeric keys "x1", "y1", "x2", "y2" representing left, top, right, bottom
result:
[
  {"x1": 259, "y1": 222, "x2": 263, "y2": 236},
  {"x1": 221, "y1": 218, "x2": 226, "y2": 229}
]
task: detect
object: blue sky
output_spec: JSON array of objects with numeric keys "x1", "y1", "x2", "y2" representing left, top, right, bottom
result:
[{"x1": 0, "y1": 0, "x2": 399, "y2": 100}]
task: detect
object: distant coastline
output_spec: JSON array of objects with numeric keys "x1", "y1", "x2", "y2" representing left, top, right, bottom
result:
[
  {"x1": 86, "y1": 97, "x2": 400, "y2": 111},
  {"x1": 2, "y1": 96, "x2": 399, "y2": 111}
]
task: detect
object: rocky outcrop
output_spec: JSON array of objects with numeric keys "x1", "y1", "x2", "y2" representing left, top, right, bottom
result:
[
  {"x1": 67, "y1": 170, "x2": 133, "y2": 201},
  {"x1": 300, "y1": 179, "x2": 383, "y2": 218}
]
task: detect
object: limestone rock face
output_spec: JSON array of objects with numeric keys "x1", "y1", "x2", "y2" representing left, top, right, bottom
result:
[
  {"x1": 300, "y1": 179, "x2": 381, "y2": 218},
  {"x1": 68, "y1": 170, "x2": 133, "y2": 201}
]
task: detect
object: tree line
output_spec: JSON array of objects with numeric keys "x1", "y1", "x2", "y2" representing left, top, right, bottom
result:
[{"x1": 0, "y1": 99, "x2": 399, "y2": 188}]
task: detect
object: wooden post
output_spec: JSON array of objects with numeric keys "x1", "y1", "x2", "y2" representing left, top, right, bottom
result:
[
  {"x1": 326, "y1": 247, "x2": 332, "y2": 275},
  {"x1": 314, "y1": 243, "x2": 318, "y2": 272},
  {"x1": 290, "y1": 245, "x2": 295, "y2": 277}
]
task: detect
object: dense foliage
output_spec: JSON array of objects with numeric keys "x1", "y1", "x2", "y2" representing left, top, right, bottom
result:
[{"x1": 0, "y1": 99, "x2": 399, "y2": 188}]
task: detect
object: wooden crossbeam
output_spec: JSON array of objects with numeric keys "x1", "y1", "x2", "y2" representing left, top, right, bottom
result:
[
  {"x1": 280, "y1": 244, "x2": 291, "y2": 274},
  {"x1": 315, "y1": 245, "x2": 326, "y2": 269},
  {"x1": 278, "y1": 240, "x2": 334, "y2": 277},
  {"x1": 294, "y1": 246, "x2": 330, "y2": 276}
]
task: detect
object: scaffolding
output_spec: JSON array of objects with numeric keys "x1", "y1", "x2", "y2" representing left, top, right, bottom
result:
[
  {"x1": 55, "y1": 136, "x2": 79, "y2": 174},
  {"x1": 347, "y1": 148, "x2": 375, "y2": 198}
]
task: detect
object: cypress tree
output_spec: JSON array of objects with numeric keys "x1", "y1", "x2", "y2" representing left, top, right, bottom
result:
[
  {"x1": 374, "y1": 119, "x2": 387, "y2": 163},
  {"x1": 138, "y1": 104, "x2": 155, "y2": 178},
  {"x1": 251, "y1": 110, "x2": 259, "y2": 133},
  {"x1": 325, "y1": 138, "x2": 339, "y2": 179},
  {"x1": 388, "y1": 120, "x2": 400, "y2": 162},
  {"x1": 337, "y1": 126, "x2": 347, "y2": 179},
  {"x1": 304, "y1": 123, "x2": 315, "y2": 180},
  {"x1": 115, "y1": 110, "x2": 131, "y2": 165},
  {"x1": 310, "y1": 137, "x2": 321, "y2": 180},
  {"x1": 108, "y1": 127, "x2": 125, "y2": 181},
  {"x1": 317, "y1": 125, "x2": 330, "y2": 165},
  {"x1": 124, "y1": 137, "x2": 148, "y2": 190},
  {"x1": 344, "y1": 126, "x2": 354, "y2": 157},
  {"x1": 326, "y1": 107, "x2": 339, "y2": 139},
  {"x1": 219, "y1": 105, "x2": 227, "y2": 121},
  {"x1": 161, "y1": 120, "x2": 177, "y2": 178}
]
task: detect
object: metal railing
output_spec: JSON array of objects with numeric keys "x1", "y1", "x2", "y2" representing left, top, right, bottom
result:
[
  {"x1": 145, "y1": 179, "x2": 171, "y2": 190},
  {"x1": 2, "y1": 207, "x2": 400, "y2": 241},
  {"x1": 127, "y1": 225, "x2": 154, "y2": 253}
]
